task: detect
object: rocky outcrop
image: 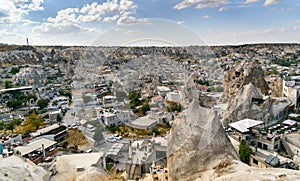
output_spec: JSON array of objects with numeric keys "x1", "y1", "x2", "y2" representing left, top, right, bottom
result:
[
  {"x1": 0, "y1": 155, "x2": 49, "y2": 181},
  {"x1": 194, "y1": 159, "x2": 300, "y2": 181},
  {"x1": 266, "y1": 75, "x2": 283, "y2": 97},
  {"x1": 168, "y1": 99, "x2": 238, "y2": 181},
  {"x1": 168, "y1": 97, "x2": 300, "y2": 181},
  {"x1": 222, "y1": 83, "x2": 291, "y2": 126},
  {"x1": 241, "y1": 60, "x2": 270, "y2": 95},
  {"x1": 223, "y1": 60, "x2": 270, "y2": 101}
]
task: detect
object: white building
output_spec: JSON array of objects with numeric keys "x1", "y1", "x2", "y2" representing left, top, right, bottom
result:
[
  {"x1": 101, "y1": 112, "x2": 119, "y2": 126},
  {"x1": 49, "y1": 110, "x2": 62, "y2": 122},
  {"x1": 99, "y1": 110, "x2": 130, "y2": 126},
  {"x1": 166, "y1": 91, "x2": 182, "y2": 103},
  {"x1": 282, "y1": 79, "x2": 300, "y2": 108},
  {"x1": 157, "y1": 86, "x2": 171, "y2": 97},
  {"x1": 116, "y1": 110, "x2": 130, "y2": 123},
  {"x1": 102, "y1": 95, "x2": 116, "y2": 105}
]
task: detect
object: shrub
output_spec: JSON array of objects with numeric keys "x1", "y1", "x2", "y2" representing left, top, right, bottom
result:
[{"x1": 239, "y1": 140, "x2": 252, "y2": 165}]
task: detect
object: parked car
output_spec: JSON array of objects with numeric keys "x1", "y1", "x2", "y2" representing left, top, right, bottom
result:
[
  {"x1": 114, "y1": 135, "x2": 122, "y2": 140},
  {"x1": 85, "y1": 149, "x2": 93, "y2": 153},
  {"x1": 106, "y1": 137, "x2": 116, "y2": 143},
  {"x1": 87, "y1": 124, "x2": 96, "y2": 132},
  {"x1": 71, "y1": 123, "x2": 78, "y2": 129}
]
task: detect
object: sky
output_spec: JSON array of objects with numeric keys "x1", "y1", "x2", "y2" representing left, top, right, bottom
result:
[{"x1": 0, "y1": 0, "x2": 300, "y2": 46}]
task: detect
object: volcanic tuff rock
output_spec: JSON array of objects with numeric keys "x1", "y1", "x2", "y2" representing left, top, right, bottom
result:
[
  {"x1": 0, "y1": 155, "x2": 49, "y2": 181},
  {"x1": 193, "y1": 159, "x2": 300, "y2": 181},
  {"x1": 167, "y1": 99, "x2": 239, "y2": 181},
  {"x1": 168, "y1": 97, "x2": 300, "y2": 181},
  {"x1": 223, "y1": 59, "x2": 270, "y2": 101},
  {"x1": 241, "y1": 59, "x2": 270, "y2": 95},
  {"x1": 266, "y1": 74, "x2": 283, "y2": 97},
  {"x1": 222, "y1": 83, "x2": 291, "y2": 126}
]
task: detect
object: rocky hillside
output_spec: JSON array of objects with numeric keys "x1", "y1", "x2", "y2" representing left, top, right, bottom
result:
[
  {"x1": 168, "y1": 97, "x2": 300, "y2": 181},
  {"x1": 241, "y1": 60, "x2": 270, "y2": 95},
  {"x1": 194, "y1": 159, "x2": 300, "y2": 181},
  {"x1": 222, "y1": 83, "x2": 291, "y2": 126},
  {"x1": 223, "y1": 59, "x2": 270, "y2": 101},
  {"x1": 168, "y1": 99, "x2": 238, "y2": 181}
]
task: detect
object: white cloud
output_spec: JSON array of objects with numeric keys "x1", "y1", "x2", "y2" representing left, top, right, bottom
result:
[
  {"x1": 117, "y1": 12, "x2": 138, "y2": 25},
  {"x1": 77, "y1": 14, "x2": 101, "y2": 23},
  {"x1": 202, "y1": 15, "x2": 210, "y2": 19},
  {"x1": 120, "y1": 0, "x2": 138, "y2": 11},
  {"x1": 177, "y1": 21, "x2": 185, "y2": 25},
  {"x1": 244, "y1": 0, "x2": 259, "y2": 4},
  {"x1": 103, "y1": 15, "x2": 119, "y2": 23},
  {"x1": 80, "y1": 0, "x2": 137, "y2": 15},
  {"x1": 31, "y1": 0, "x2": 142, "y2": 36},
  {"x1": 45, "y1": 0, "x2": 139, "y2": 25},
  {"x1": 80, "y1": 2, "x2": 98, "y2": 14},
  {"x1": 264, "y1": 0, "x2": 284, "y2": 6},
  {"x1": 174, "y1": 0, "x2": 230, "y2": 10},
  {"x1": 26, "y1": 0, "x2": 45, "y2": 11},
  {"x1": 32, "y1": 23, "x2": 94, "y2": 34},
  {"x1": 47, "y1": 8, "x2": 79, "y2": 24},
  {"x1": 218, "y1": 7, "x2": 227, "y2": 12},
  {"x1": 0, "y1": 0, "x2": 44, "y2": 23},
  {"x1": 117, "y1": 12, "x2": 148, "y2": 25},
  {"x1": 22, "y1": 19, "x2": 38, "y2": 26}
]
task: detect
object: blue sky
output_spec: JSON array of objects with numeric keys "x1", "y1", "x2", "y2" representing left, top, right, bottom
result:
[{"x1": 0, "y1": 0, "x2": 300, "y2": 45}]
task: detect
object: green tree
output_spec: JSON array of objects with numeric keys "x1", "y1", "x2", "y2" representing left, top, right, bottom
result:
[
  {"x1": 0, "y1": 121, "x2": 4, "y2": 130},
  {"x1": 59, "y1": 89, "x2": 72, "y2": 99},
  {"x1": 6, "y1": 118, "x2": 22, "y2": 134},
  {"x1": 140, "y1": 102, "x2": 150, "y2": 116},
  {"x1": 197, "y1": 79, "x2": 210, "y2": 86},
  {"x1": 56, "y1": 114, "x2": 62, "y2": 124},
  {"x1": 10, "y1": 67, "x2": 20, "y2": 74},
  {"x1": 52, "y1": 100, "x2": 58, "y2": 106},
  {"x1": 166, "y1": 101, "x2": 182, "y2": 112},
  {"x1": 5, "y1": 80, "x2": 13, "y2": 89},
  {"x1": 22, "y1": 113, "x2": 45, "y2": 133},
  {"x1": 239, "y1": 140, "x2": 253, "y2": 165},
  {"x1": 129, "y1": 91, "x2": 140, "y2": 100},
  {"x1": 14, "y1": 82, "x2": 20, "y2": 87},
  {"x1": 37, "y1": 99, "x2": 50, "y2": 109},
  {"x1": 26, "y1": 94, "x2": 37, "y2": 102},
  {"x1": 152, "y1": 126, "x2": 160, "y2": 136},
  {"x1": 106, "y1": 125, "x2": 120, "y2": 134},
  {"x1": 6, "y1": 100, "x2": 23, "y2": 109},
  {"x1": 129, "y1": 91, "x2": 141, "y2": 109}
]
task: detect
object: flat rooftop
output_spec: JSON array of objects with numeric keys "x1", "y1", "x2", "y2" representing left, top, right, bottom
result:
[
  {"x1": 229, "y1": 118, "x2": 263, "y2": 133},
  {"x1": 56, "y1": 152, "x2": 104, "y2": 170},
  {"x1": 0, "y1": 86, "x2": 33, "y2": 94},
  {"x1": 15, "y1": 138, "x2": 57, "y2": 156},
  {"x1": 130, "y1": 116, "x2": 157, "y2": 129}
]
